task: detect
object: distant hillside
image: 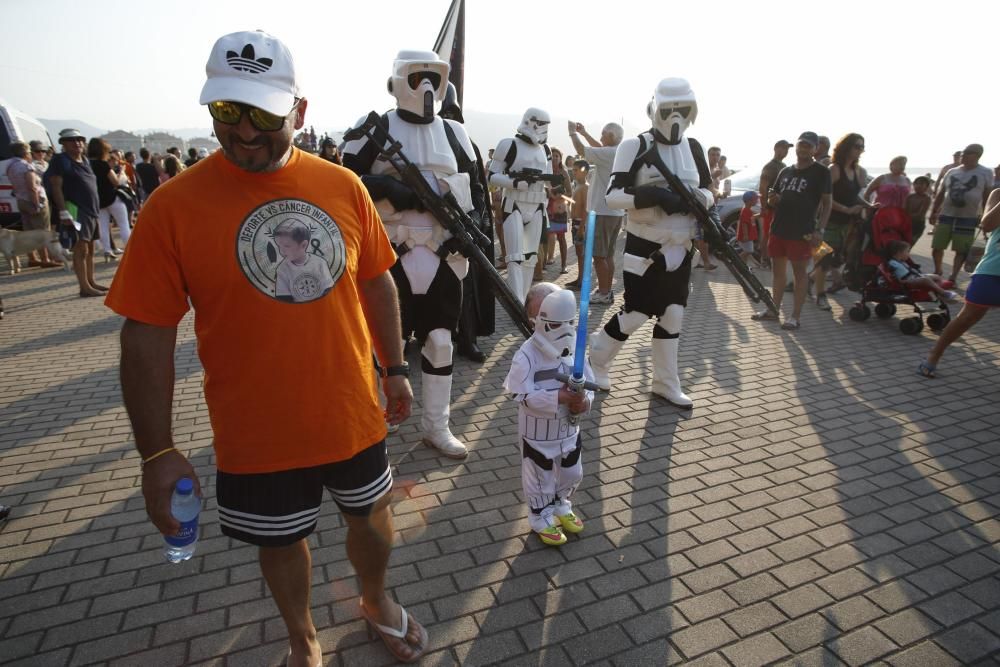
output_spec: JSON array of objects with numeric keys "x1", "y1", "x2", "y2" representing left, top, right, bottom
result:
[
  {"x1": 39, "y1": 119, "x2": 106, "y2": 141},
  {"x1": 134, "y1": 127, "x2": 215, "y2": 141}
]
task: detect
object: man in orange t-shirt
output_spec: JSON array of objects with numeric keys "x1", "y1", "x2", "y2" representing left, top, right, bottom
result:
[{"x1": 106, "y1": 30, "x2": 427, "y2": 666}]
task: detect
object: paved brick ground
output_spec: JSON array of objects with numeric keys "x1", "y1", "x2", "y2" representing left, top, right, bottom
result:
[{"x1": 1, "y1": 236, "x2": 998, "y2": 666}]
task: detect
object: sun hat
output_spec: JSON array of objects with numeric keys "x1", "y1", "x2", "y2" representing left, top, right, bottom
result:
[
  {"x1": 199, "y1": 30, "x2": 300, "y2": 116},
  {"x1": 58, "y1": 128, "x2": 85, "y2": 142}
]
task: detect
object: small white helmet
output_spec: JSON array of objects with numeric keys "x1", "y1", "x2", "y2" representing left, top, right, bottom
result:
[
  {"x1": 518, "y1": 107, "x2": 551, "y2": 145},
  {"x1": 531, "y1": 289, "x2": 577, "y2": 359},
  {"x1": 651, "y1": 78, "x2": 697, "y2": 144},
  {"x1": 387, "y1": 49, "x2": 450, "y2": 120}
]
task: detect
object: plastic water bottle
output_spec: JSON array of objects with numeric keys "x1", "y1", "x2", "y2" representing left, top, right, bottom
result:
[{"x1": 164, "y1": 477, "x2": 200, "y2": 563}]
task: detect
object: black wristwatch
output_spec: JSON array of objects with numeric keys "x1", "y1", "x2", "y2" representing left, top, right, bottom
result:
[{"x1": 379, "y1": 362, "x2": 410, "y2": 378}]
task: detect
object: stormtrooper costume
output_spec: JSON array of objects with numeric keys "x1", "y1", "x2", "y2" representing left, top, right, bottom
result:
[
  {"x1": 342, "y1": 50, "x2": 486, "y2": 459},
  {"x1": 503, "y1": 289, "x2": 594, "y2": 537},
  {"x1": 589, "y1": 78, "x2": 714, "y2": 408},
  {"x1": 489, "y1": 109, "x2": 553, "y2": 302}
]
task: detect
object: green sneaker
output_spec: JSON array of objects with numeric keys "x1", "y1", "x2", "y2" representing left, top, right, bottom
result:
[
  {"x1": 557, "y1": 512, "x2": 584, "y2": 534},
  {"x1": 537, "y1": 525, "x2": 567, "y2": 546}
]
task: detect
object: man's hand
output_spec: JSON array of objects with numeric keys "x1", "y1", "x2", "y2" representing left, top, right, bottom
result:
[
  {"x1": 657, "y1": 189, "x2": 688, "y2": 215},
  {"x1": 58, "y1": 210, "x2": 74, "y2": 226},
  {"x1": 361, "y1": 175, "x2": 423, "y2": 213},
  {"x1": 574, "y1": 122, "x2": 586, "y2": 134},
  {"x1": 767, "y1": 192, "x2": 780, "y2": 207},
  {"x1": 141, "y1": 451, "x2": 200, "y2": 537},
  {"x1": 810, "y1": 231, "x2": 823, "y2": 247},
  {"x1": 383, "y1": 376, "x2": 413, "y2": 426}
]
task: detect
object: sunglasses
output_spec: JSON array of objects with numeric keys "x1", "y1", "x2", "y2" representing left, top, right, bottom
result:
[{"x1": 208, "y1": 100, "x2": 297, "y2": 132}]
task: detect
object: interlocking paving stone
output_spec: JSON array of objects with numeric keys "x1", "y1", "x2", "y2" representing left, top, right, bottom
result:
[
  {"x1": 886, "y1": 640, "x2": 963, "y2": 667},
  {"x1": 934, "y1": 621, "x2": 1000, "y2": 663},
  {"x1": 826, "y1": 625, "x2": 897, "y2": 666},
  {"x1": 822, "y1": 595, "x2": 886, "y2": 632},
  {"x1": 917, "y1": 591, "x2": 983, "y2": 627},
  {"x1": 720, "y1": 632, "x2": 791, "y2": 667},
  {"x1": 1, "y1": 240, "x2": 998, "y2": 665},
  {"x1": 671, "y1": 618, "x2": 740, "y2": 660}
]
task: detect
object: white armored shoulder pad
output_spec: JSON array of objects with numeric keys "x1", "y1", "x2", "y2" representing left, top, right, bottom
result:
[{"x1": 605, "y1": 136, "x2": 645, "y2": 211}]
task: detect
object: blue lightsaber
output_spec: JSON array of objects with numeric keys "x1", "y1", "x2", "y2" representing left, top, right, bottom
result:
[{"x1": 566, "y1": 210, "x2": 597, "y2": 423}]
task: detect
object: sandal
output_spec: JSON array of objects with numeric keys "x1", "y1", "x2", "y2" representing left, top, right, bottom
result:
[
  {"x1": 781, "y1": 318, "x2": 800, "y2": 330},
  {"x1": 359, "y1": 600, "x2": 428, "y2": 664},
  {"x1": 917, "y1": 361, "x2": 936, "y2": 378},
  {"x1": 751, "y1": 310, "x2": 779, "y2": 321}
]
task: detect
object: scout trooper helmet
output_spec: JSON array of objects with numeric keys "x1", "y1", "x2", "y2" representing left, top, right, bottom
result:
[
  {"x1": 387, "y1": 50, "x2": 450, "y2": 119},
  {"x1": 652, "y1": 78, "x2": 698, "y2": 145},
  {"x1": 531, "y1": 289, "x2": 577, "y2": 359},
  {"x1": 518, "y1": 107, "x2": 551, "y2": 145}
]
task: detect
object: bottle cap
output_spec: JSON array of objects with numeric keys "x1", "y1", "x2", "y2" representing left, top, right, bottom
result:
[{"x1": 176, "y1": 477, "x2": 194, "y2": 495}]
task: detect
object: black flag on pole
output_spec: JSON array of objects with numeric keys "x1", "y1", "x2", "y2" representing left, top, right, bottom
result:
[{"x1": 433, "y1": 0, "x2": 465, "y2": 107}]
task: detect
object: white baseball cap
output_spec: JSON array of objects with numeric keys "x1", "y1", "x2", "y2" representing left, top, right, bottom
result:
[{"x1": 199, "y1": 30, "x2": 300, "y2": 116}]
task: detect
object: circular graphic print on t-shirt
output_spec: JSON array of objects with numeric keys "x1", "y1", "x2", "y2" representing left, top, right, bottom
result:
[{"x1": 236, "y1": 198, "x2": 346, "y2": 303}]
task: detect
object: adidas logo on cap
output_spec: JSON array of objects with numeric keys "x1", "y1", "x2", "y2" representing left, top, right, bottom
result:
[{"x1": 226, "y1": 44, "x2": 273, "y2": 74}]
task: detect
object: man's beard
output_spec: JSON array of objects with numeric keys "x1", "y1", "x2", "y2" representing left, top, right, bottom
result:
[{"x1": 220, "y1": 136, "x2": 289, "y2": 173}]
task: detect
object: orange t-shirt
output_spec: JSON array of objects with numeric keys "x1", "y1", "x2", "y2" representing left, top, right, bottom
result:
[{"x1": 105, "y1": 149, "x2": 397, "y2": 474}]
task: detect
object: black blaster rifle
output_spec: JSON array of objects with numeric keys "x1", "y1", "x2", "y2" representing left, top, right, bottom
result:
[
  {"x1": 509, "y1": 168, "x2": 564, "y2": 190},
  {"x1": 344, "y1": 111, "x2": 533, "y2": 338},
  {"x1": 638, "y1": 145, "x2": 780, "y2": 317}
]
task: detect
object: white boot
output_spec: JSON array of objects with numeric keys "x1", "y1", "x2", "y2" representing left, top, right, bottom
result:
[
  {"x1": 420, "y1": 373, "x2": 468, "y2": 459},
  {"x1": 588, "y1": 330, "x2": 623, "y2": 391},
  {"x1": 506, "y1": 261, "x2": 526, "y2": 306},
  {"x1": 651, "y1": 337, "x2": 693, "y2": 408},
  {"x1": 519, "y1": 258, "x2": 537, "y2": 303}
]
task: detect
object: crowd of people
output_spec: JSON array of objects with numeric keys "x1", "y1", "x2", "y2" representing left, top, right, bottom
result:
[{"x1": 3, "y1": 27, "x2": 998, "y2": 667}]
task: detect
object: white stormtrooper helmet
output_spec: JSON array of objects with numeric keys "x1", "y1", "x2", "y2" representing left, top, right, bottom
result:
[
  {"x1": 387, "y1": 49, "x2": 450, "y2": 120},
  {"x1": 652, "y1": 78, "x2": 698, "y2": 145},
  {"x1": 530, "y1": 288, "x2": 577, "y2": 359},
  {"x1": 518, "y1": 107, "x2": 551, "y2": 144}
]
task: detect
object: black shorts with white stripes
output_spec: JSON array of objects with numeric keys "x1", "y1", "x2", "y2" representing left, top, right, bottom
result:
[{"x1": 216, "y1": 440, "x2": 392, "y2": 547}]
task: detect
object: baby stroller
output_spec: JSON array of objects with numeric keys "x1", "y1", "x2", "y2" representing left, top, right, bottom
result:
[{"x1": 848, "y1": 207, "x2": 951, "y2": 335}]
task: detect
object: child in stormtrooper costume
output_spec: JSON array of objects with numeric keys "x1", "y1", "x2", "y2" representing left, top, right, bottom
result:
[
  {"x1": 342, "y1": 50, "x2": 486, "y2": 459},
  {"x1": 589, "y1": 78, "x2": 714, "y2": 409},
  {"x1": 489, "y1": 109, "x2": 554, "y2": 303},
  {"x1": 503, "y1": 283, "x2": 594, "y2": 547}
]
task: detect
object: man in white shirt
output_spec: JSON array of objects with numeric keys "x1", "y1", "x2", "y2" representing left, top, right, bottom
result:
[{"x1": 569, "y1": 121, "x2": 625, "y2": 304}]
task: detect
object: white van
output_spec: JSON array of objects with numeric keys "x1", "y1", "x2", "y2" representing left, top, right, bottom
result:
[{"x1": 0, "y1": 100, "x2": 55, "y2": 228}]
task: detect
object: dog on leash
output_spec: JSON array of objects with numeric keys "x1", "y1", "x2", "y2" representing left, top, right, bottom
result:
[{"x1": 0, "y1": 228, "x2": 71, "y2": 275}]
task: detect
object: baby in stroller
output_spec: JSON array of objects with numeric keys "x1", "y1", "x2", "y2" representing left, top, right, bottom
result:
[{"x1": 884, "y1": 240, "x2": 960, "y2": 303}]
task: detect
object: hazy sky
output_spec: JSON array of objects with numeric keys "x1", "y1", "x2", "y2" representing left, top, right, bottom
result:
[{"x1": 4, "y1": 0, "x2": 998, "y2": 169}]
